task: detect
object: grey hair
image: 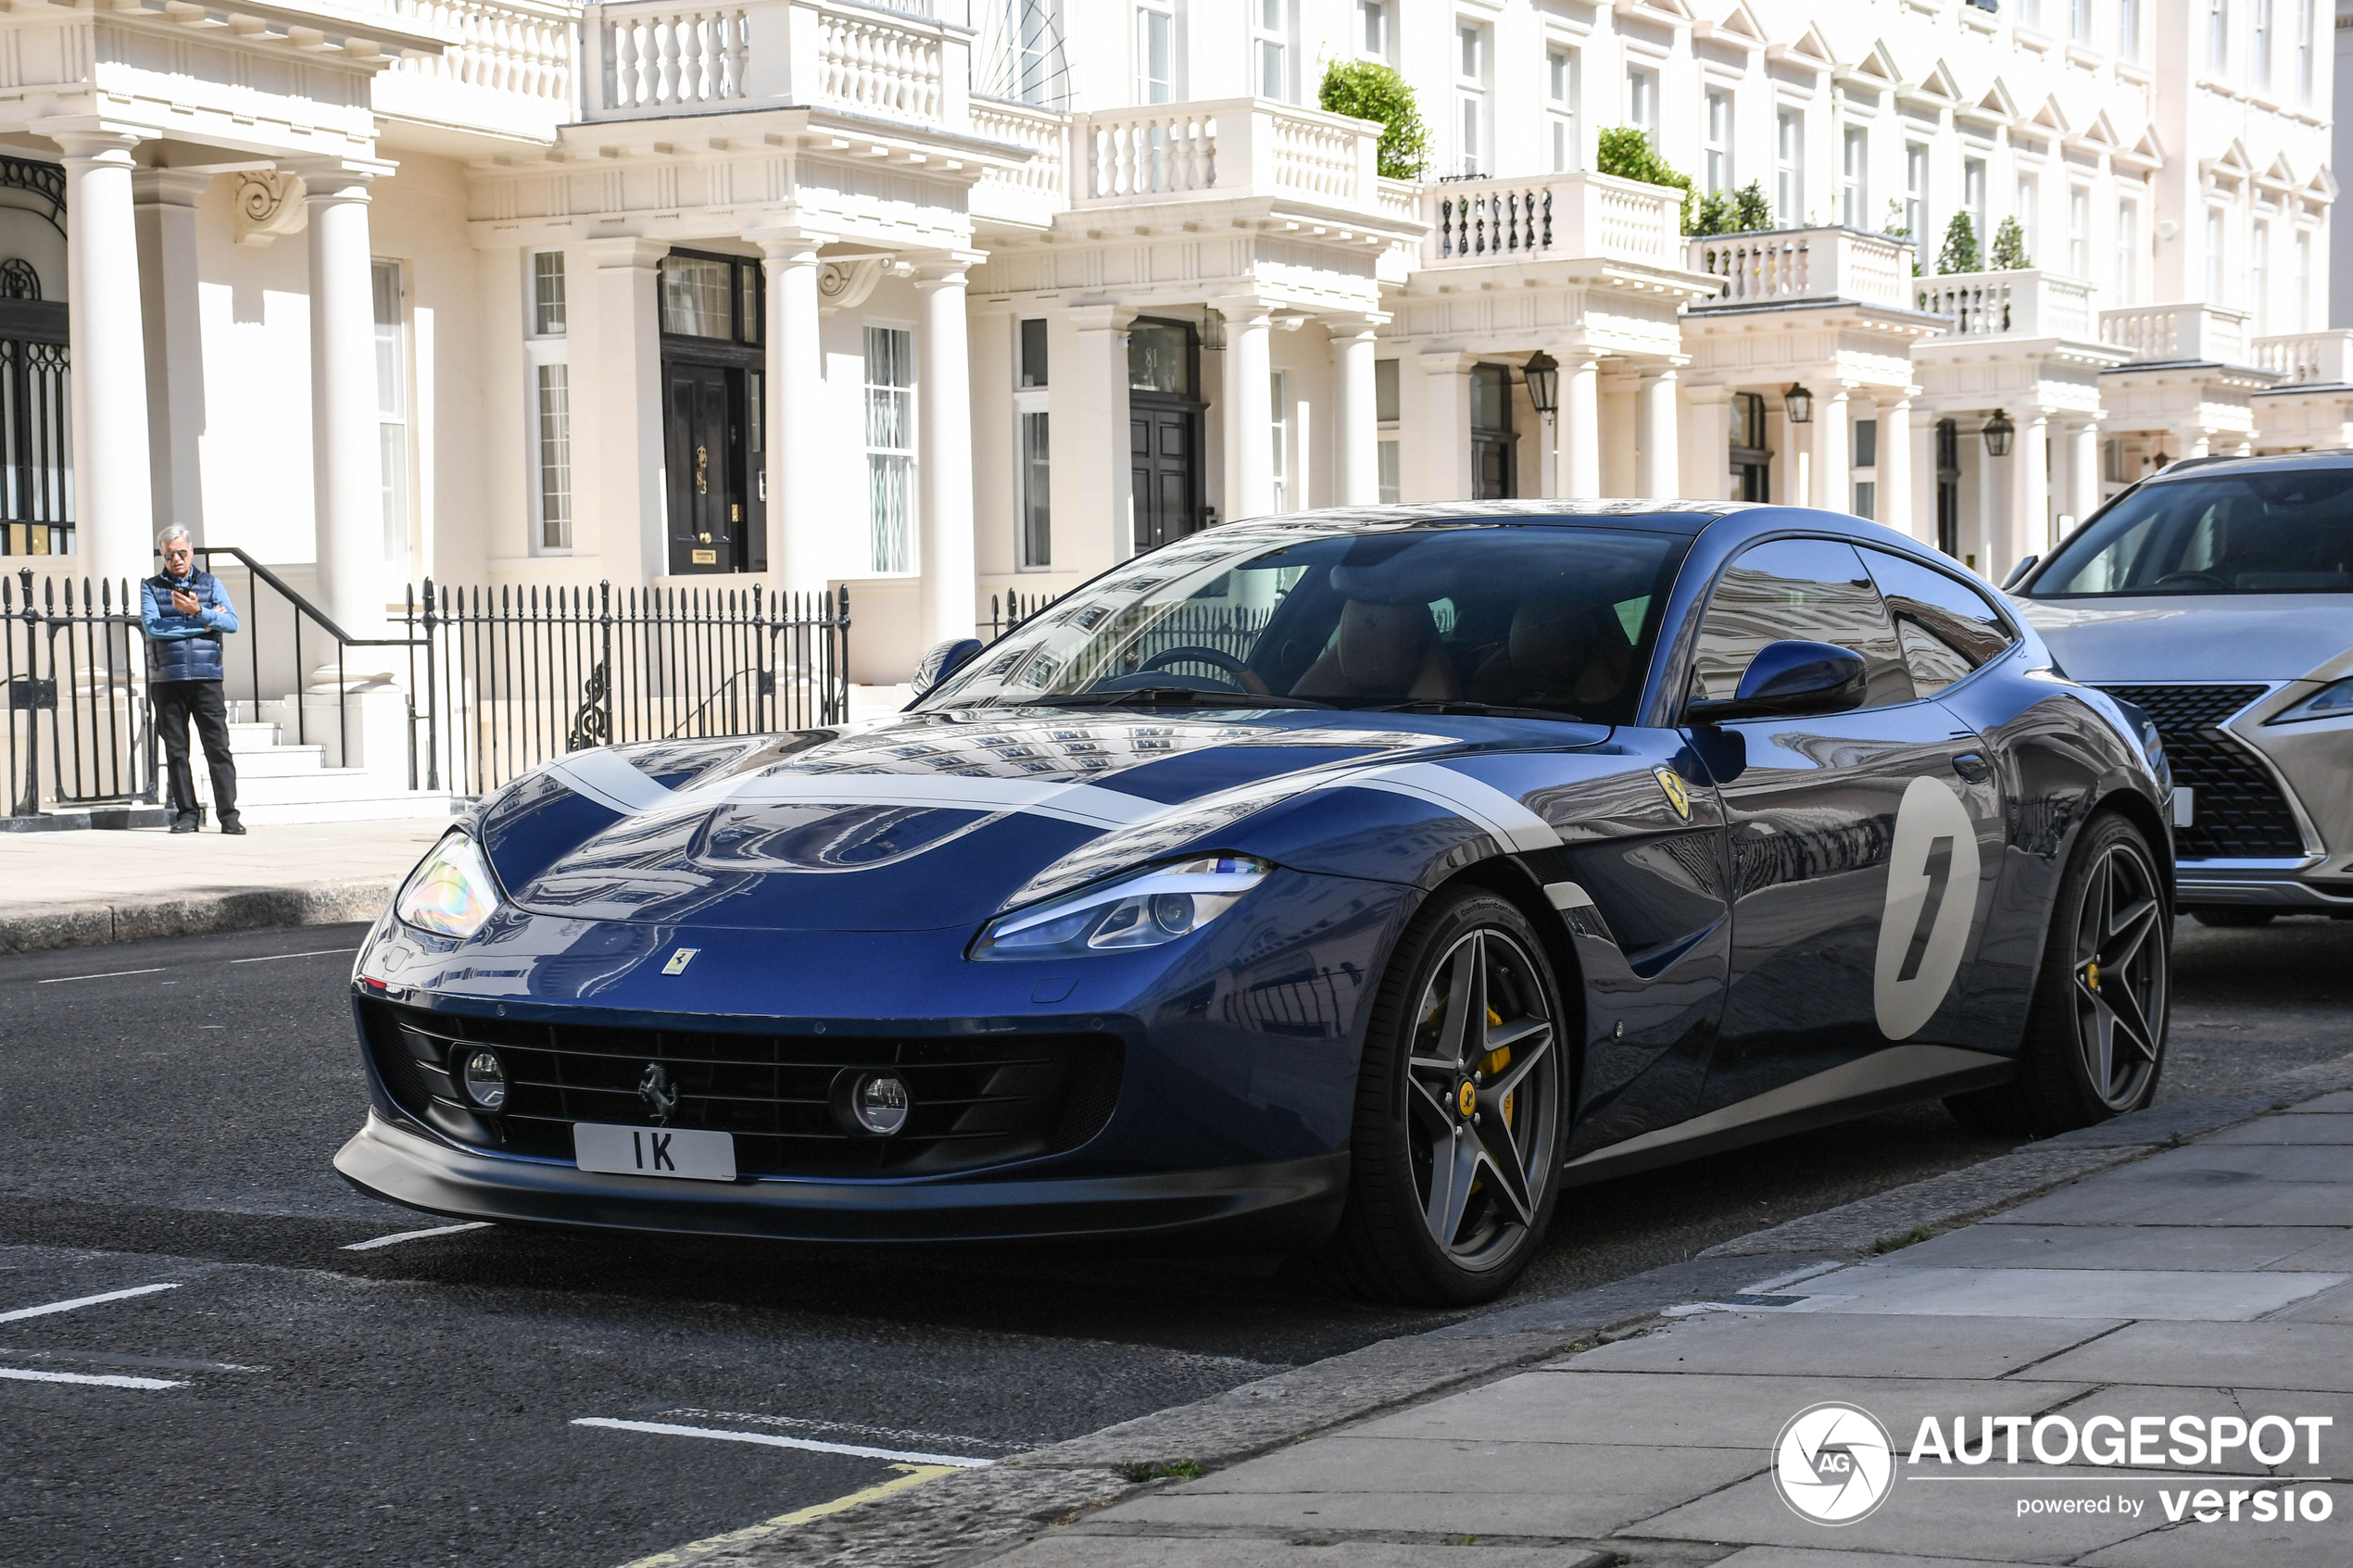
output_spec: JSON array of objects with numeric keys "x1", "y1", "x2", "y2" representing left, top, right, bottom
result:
[{"x1": 156, "y1": 525, "x2": 192, "y2": 552}]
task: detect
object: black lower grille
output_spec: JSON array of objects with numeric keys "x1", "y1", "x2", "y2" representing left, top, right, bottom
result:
[
  {"x1": 2096, "y1": 684, "x2": 2306, "y2": 859},
  {"x1": 360, "y1": 1001, "x2": 1124, "y2": 1178}
]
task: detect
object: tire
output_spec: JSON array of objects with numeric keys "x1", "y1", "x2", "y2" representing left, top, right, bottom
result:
[
  {"x1": 1317, "y1": 888, "x2": 1567, "y2": 1306},
  {"x1": 1944, "y1": 812, "x2": 2170, "y2": 1138},
  {"x1": 2191, "y1": 908, "x2": 2276, "y2": 928}
]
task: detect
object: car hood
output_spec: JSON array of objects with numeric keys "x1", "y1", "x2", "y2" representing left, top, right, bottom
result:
[
  {"x1": 2017, "y1": 595, "x2": 2353, "y2": 684},
  {"x1": 471, "y1": 707, "x2": 1608, "y2": 932}
]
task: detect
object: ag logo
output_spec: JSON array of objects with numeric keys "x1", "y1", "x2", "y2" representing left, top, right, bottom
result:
[
  {"x1": 1872, "y1": 776, "x2": 1981, "y2": 1040},
  {"x1": 1773, "y1": 1402, "x2": 1897, "y2": 1525},
  {"x1": 1653, "y1": 766, "x2": 1692, "y2": 821}
]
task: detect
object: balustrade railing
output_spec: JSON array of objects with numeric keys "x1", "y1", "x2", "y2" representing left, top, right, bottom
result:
[
  {"x1": 1075, "y1": 98, "x2": 1378, "y2": 212},
  {"x1": 377, "y1": 0, "x2": 576, "y2": 132},
  {"x1": 1689, "y1": 227, "x2": 1916, "y2": 307},
  {"x1": 815, "y1": 5, "x2": 942, "y2": 123},
  {"x1": 1424, "y1": 172, "x2": 1680, "y2": 269},
  {"x1": 968, "y1": 95, "x2": 1066, "y2": 224},
  {"x1": 2249, "y1": 330, "x2": 2353, "y2": 384},
  {"x1": 1915, "y1": 270, "x2": 2097, "y2": 340},
  {"x1": 2100, "y1": 302, "x2": 2253, "y2": 366},
  {"x1": 598, "y1": 5, "x2": 749, "y2": 110}
]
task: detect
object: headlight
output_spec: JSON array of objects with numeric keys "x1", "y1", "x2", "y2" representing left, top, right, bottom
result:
[
  {"x1": 2266, "y1": 676, "x2": 2353, "y2": 724},
  {"x1": 972, "y1": 855, "x2": 1271, "y2": 960},
  {"x1": 394, "y1": 832, "x2": 501, "y2": 939}
]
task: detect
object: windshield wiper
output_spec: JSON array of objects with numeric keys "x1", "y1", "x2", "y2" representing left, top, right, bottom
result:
[
  {"x1": 1026, "y1": 687, "x2": 1336, "y2": 709},
  {"x1": 1360, "y1": 699, "x2": 1590, "y2": 722}
]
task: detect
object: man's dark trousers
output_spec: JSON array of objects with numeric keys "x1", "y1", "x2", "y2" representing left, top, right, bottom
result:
[{"x1": 154, "y1": 679, "x2": 238, "y2": 826}]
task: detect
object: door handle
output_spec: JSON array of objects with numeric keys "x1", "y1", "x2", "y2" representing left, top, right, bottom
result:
[{"x1": 1951, "y1": 753, "x2": 1993, "y2": 784}]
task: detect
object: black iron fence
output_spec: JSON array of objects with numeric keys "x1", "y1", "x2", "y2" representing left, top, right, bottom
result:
[
  {"x1": 982, "y1": 589, "x2": 1275, "y2": 684},
  {"x1": 2, "y1": 571, "x2": 152, "y2": 815}
]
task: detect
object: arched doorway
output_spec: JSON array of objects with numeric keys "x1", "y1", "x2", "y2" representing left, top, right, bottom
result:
[{"x1": 0, "y1": 157, "x2": 69, "y2": 558}]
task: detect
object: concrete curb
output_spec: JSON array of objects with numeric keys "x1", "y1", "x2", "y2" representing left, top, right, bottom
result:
[{"x1": 0, "y1": 879, "x2": 395, "y2": 955}]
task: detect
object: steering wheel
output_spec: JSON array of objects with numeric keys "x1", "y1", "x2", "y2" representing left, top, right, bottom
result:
[
  {"x1": 2154, "y1": 571, "x2": 2227, "y2": 589},
  {"x1": 1137, "y1": 646, "x2": 1272, "y2": 696}
]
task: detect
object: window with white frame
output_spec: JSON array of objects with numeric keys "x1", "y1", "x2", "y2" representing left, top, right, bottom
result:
[
  {"x1": 371, "y1": 259, "x2": 410, "y2": 573},
  {"x1": 1454, "y1": 20, "x2": 1488, "y2": 178},
  {"x1": 1704, "y1": 88, "x2": 1730, "y2": 194},
  {"x1": 1775, "y1": 107, "x2": 1803, "y2": 226},
  {"x1": 2069, "y1": 185, "x2": 2090, "y2": 276},
  {"x1": 1905, "y1": 143, "x2": 1929, "y2": 249},
  {"x1": 2120, "y1": 0, "x2": 2141, "y2": 54},
  {"x1": 2296, "y1": 227, "x2": 2312, "y2": 329},
  {"x1": 864, "y1": 326, "x2": 915, "y2": 575},
  {"x1": 2297, "y1": 0, "x2": 2314, "y2": 99},
  {"x1": 1007, "y1": 0, "x2": 1055, "y2": 106},
  {"x1": 2255, "y1": 0, "x2": 2273, "y2": 88},
  {"x1": 1626, "y1": 66, "x2": 1657, "y2": 144},
  {"x1": 2116, "y1": 195, "x2": 2140, "y2": 303},
  {"x1": 2071, "y1": 0, "x2": 2092, "y2": 41},
  {"x1": 2252, "y1": 220, "x2": 2271, "y2": 331},
  {"x1": 1964, "y1": 157, "x2": 1988, "y2": 248},
  {"x1": 1268, "y1": 370, "x2": 1290, "y2": 513},
  {"x1": 2206, "y1": 207, "x2": 2227, "y2": 302},
  {"x1": 1853, "y1": 417, "x2": 1879, "y2": 521},
  {"x1": 1357, "y1": 0, "x2": 1388, "y2": 58},
  {"x1": 1842, "y1": 127, "x2": 1869, "y2": 229},
  {"x1": 1252, "y1": 0, "x2": 1289, "y2": 102},
  {"x1": 1549, "y1": 49, "x2": 1579, "y2": 174},
  {"x1": 2208, "y1": 0, "x2": 2229, "y2": 71},
  {"x1": 1137, "y1": 1, "x2": 1174, "y2": 104},
  {"x1": 524, "y1": 251, "x2": 571, "y2": 552},
  {"x1": 1376, "y1": 358, "x2": 1400, "y2": 504},
  {"x1": 1016, "y1": 319, "x2": 1050, "y2": 570},
  {"x1": 2015, "y1": 172, "x2": 2039, "y2": 261}
]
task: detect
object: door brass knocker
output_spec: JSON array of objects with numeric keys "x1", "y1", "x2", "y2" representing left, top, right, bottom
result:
[{"x1": 694, "y1": 444, "x2": 709, "y2": 495}]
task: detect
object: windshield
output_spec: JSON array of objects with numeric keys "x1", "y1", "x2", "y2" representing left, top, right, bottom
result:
[
  {"x1": 925, "y1": 524, "x2": 1688, "y2": 722},
  {"x1": 2032, "y1": 469, "x2": 2353, "y2": 597}
]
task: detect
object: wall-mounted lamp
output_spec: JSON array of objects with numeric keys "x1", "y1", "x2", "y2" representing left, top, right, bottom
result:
[
  {"x1": 1523, "y1": 351, "x2": 1559, "y2": 422},
  {"x1": 1783, "y1": 383, "x2": 1815, "y2": 423},
  {"x1": 1201, "y1": 307, "x2": 1227, "y2": 351},
  {"x1": 1982, "y1": 409, "x2": 2017, "y2": 458}
]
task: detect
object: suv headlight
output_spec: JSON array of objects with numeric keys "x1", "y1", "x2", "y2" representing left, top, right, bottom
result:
[
  {"x1": 2266, "y1": 676, "x2": 2353, "y2": 725},
  {"x1": 395, "y1": 832, "x2": 501, "y2": 939},
  {"x1": 972, "y1": 855, "x2": 1271, "y2": 960}
]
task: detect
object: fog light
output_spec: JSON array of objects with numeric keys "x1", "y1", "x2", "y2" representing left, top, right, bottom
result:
[
  {"x1": 459, "y1": 1047, "x2": 509, "y2": 1111},
  {"x1": 851, "y1": 1071, "x2": 910, "y2": 1135}
]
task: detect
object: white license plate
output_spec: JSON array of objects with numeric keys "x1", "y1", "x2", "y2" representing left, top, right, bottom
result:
[{"x1": 573, "y1": 1123, "x2": 736, "y2": 1182}]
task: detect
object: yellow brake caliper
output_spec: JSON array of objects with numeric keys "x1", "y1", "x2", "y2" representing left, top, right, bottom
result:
[{"x1": 1480, "y1": 1008, "x2": 1515, "y2": 1127}]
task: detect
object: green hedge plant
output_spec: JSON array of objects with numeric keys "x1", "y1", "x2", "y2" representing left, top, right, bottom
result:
[{"x1": 1318, "y1": 60, "x2": 1431, "y2": 181}]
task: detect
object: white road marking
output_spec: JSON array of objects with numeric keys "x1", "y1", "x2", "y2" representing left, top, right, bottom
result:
[
  {"x1": 0, "y1": 1366, "x2": 183, "y2": 1391},
  {"x1": 572, "y1": 1417, "x2": 995, "y2": 1468},
  {"x1": 36, "y1": 968, "x2": 164, "y2": 985},
  {"x1": 0, "y1": 1283, "x2": 181, "y2": 1324},
  {"x1": 230, "y1": 947, "x2": 359, "y2": 965},
  {"x1": 341, "y1": 1221, "x2": 492, "y2": 1251}
]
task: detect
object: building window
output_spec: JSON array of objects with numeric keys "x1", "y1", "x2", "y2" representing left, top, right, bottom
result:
[
  {"x1": 1268, "y1": 370, "x2": 1290, "y2": 513},
  {"x1": 1252, "y1": 0, "x2": 1289, "y2": 101},
  {"x1": 2206, "y1": 207, "x2": 2227, "y2": 302},
  {"x1": 532, "y1": 251, "x2": 566, "y2": 336},
  {"x1": 1842, "y1": 127, "x2": 1868, "y2": 229},
  {"x1": 1964, "y1": 157, "x2": 1988, "y2": 250},
  {"x1": 2071, "y1": 0, "x2": 2093, "y2": 41},
  {"x1": 371, "y1": 259, "x2": 409, "y2": 572},
  {"x1": 864, "y1": 326, "x2": 915, "y2": 575},
  {"x1": 1358, "y1": 0, "x2": 1387, "y2": 57},
  {"x1": 1626, "y1": 66, "x2": 1657, "y2": 144},
  {"x1": 1549, "y1": 49, "x2": 1579, "y2": 173},
  {"x1": 1704, "y1": 88, "x2": 1730, "y2": 194},
  {"x1": 1375, "y1": 358, "x2": 1400, "y2": 504},
  {"x1": 2020, "y1": 0, "x2": 2042, "y2": 27},
  {"x1": 1905, "y1": 143, "x2": 1929, "y2": 250},
  {"x1": 1137, "y1": 1, "x2": 1174, "y2": 104},
  {"x1": 1853, "y1": 417, "x2": 1878, "y2": 521},
  {"x1": 1015, "y1": 319, "x2": 1049, "y2": 569},
  {"x1": 2252, "y1": 220, "x2": 2270, "y2": 331},
  {"x1": 2015, "y1": 173, "x2": 2038, "y2": 262},
  {"x1": 2255, "y1": 0, "x2": 2272, "y2": 87},
  {"x1": 2296, "y1": 0, "x2": 2314, "y2": 99},
  {"x1": 1019, "y1": 317, "x2": 1049, "y2": 389},
  {"x1": 535, "y1": 367, "x2": 572, "y2": 551},
  {"x1": 2208, "y1": 0, "x2": 2228, "y2": 71},
  {"x1": 2120, "y1": 0, "x2": 2141, "y2": 56},
  {"x1": 1775, "y1": 108, "x2": 1802, "y2": 226},
  {"x1": 1455, "y1": 21, "x2": 1487, "y2": 177},
  {"x1": 2116, "y1": 195, "x2": 2140, "y2": 303},
  {"x1": 2295, "y1": 228, "x2": 2312, "y2": 329}
]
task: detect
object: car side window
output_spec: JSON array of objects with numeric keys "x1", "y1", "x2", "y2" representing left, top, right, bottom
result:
[
  {"x1": 1859, "y1": 546, "x2": 2018, "y2": 696},
  {"x1": 1690, "y1": 537, "x2": 1916, "y2": 710}
]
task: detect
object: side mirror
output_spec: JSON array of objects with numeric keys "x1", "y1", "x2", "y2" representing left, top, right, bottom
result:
[
  {"x1": 910, "y1": 637, "x2": 984, "y2": 700},
  {"x1": 2001, "y1": 554, "x2": 2039, "y2": 590},
  {"x1": 1687, "y1": 640, "x2": 1869, "y2": 724}
]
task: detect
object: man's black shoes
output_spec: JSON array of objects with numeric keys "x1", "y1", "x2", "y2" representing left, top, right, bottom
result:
[
  {"x1": 170, "y1": 813, "x2": 200, "y2": 834},
  {"x1": 220, "y1": 817, "x2": 246, "y2": 836}
]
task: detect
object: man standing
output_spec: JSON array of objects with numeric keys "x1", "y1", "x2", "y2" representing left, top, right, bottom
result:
[{"x1": 141, "y1": 526, "x2": 244, "y2": 835}]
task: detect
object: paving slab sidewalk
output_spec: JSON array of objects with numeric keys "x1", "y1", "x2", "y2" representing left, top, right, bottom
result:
[
  {"x1": 0, "y1": 819, "x2": 447, "y2": 952},
  {"x1": 991, "y1": 1093, "x2": 2353, "y2": 1567}
]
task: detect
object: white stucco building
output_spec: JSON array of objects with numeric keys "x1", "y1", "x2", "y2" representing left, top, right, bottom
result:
[{"x1": 0, "y1": 0, "x2": 2340, "y2": 687}]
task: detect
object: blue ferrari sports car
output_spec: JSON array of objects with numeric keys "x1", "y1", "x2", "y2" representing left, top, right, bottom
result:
[{"x1": 337, "y1": 502, "x2": 2173, "y2": 1304}]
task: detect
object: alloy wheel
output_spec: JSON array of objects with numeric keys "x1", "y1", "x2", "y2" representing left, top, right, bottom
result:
[
  {"x1": 2070, "y1": 836, "x2": 2168, "y2": 1110},
  {"x1": 1403, "y1": 927, "x2": 1559, "y2": 1268}
]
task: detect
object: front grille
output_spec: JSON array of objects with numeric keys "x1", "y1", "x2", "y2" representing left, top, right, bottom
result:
[
  {"x1": 360, "y1": 1000, "x2": 1124, "y2": 1178},
  {"x1": 2096, "y1": 684, "x2": 2306, "y2": 859}
]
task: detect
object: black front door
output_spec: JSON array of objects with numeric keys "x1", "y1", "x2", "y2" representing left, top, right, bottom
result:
[
  {"x1": 665, "y1": 363, "x2": 742, "y2": 574},
  {"x1": 1730, "y1": 392, "x2": 1770, "y2": 502},
  {"x1": 1131, "y1": 399, "x2": 1200, "y2": 550},
  {"x1": 1935, "y1": 419, "x2": 1962, "y2": 558},
  {"x1": 1470, "y1": 363, "x2": 1516, "y2": 499}
]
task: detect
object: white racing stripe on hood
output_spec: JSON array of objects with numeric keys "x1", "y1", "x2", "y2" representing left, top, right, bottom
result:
[
  {"x1": 677, "y1": 771, "x2": 1164, "y2": 831},
  {"x1": 543, "y1": 749, "x2": 679, "y2": 815},
  {"x1": 1329, "y1": 761, "x2": 1563, "y2": 852}
]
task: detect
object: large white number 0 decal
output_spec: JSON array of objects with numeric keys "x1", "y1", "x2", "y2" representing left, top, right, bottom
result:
[{"x1": 1873, "y1": 775, "x2": 1982, "y2": 1040}]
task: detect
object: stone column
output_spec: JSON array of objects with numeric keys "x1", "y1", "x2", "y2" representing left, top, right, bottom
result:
[
  {"x1": 1911, "y1": 406, "x2": 1939, "y2": 548},
  {"x1": 751, "y1": 228, "x2": 829, "y2": 596},
  {"x1": 291, "y1": 158, "x2": 392, "y2": 636},
  {"x1": 1326, "y1": 315, "x2": 1381, "y2": 506},
  {"x1": 1684, "y1": 385, "x2": 1731, "y2": 502},
  {"x1": 1559, "y1": 357, "x2": 1600, "y2": 499},
  {"x1": 52, "y1": 127, "x2": 154, "y2": 587},
  {"x1": 1063, "y1": 304, "x2": 1133, "y2": 566},
  {"x1": 1419, "y1": 353, "x2": 1473, "y2": 501},
  {"x1": 2063, "y1": 419, "x2": 2100, "y2": 544},
  {"x1": 581, "y1": 236, "x2": 668, "y2": 585},
  {"x1": 913, "y1": 258, "x2": 976, "y2": 646},
  {"x1": 1876, "y1": 393, "x2": 1915, "y2": 538},
  {"x1": 1814, "y1": 386, "x2": 1851, "y2": 512},
  {"x1": 1215, "y1": 295, "x2": 1275, "y2": 520},
  {"x1": 2004, "y1": 408, "x2": 2052, "y2": 583},
  {"x1": 1637, "y1": 368, "x2": 1680, "y2": 499},
  {"x1": 133, "y1": 169, "x2": 210, "y2": 547}
]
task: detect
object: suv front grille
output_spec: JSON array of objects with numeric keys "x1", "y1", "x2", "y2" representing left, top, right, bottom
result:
[
  {"x1": 360, "y1": 1000, "x2": 1124, "y2": 1178},
  {"x1": 2095, "y1": 684, "x2": 2306, "y2": 859}
]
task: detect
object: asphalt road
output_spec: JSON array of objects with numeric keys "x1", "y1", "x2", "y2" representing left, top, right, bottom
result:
[{"x1": 2, "y1": 913, "x2": 2347, "y2": 1567}]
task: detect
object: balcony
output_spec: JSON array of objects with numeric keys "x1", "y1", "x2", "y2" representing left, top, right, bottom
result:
[
  {"x1": 581, "y1": 0, "x2": 969, "y2": 128},
  {"x1": 1687, "y1": 227, "x2": 1917, "y2": 310},
  {"x1": 2099, "y1": 302, "x2": 2253, "y2": 366},
  {"x1": 1419, "y1": 171, "x2": 1682, "y2": 271},
  {"x1": 1914, "y1": 270, "x2": 2097, "y2": 340},
  {"x1": 373, "y1": 0, "x2": 576, "y2": 143},
  {"x1": 2249, "y1": 330, "x2": 2353, "y2": 385},
  {"x1": 1070, "y1": 98, "x2": 1383, "y2": 217}
]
